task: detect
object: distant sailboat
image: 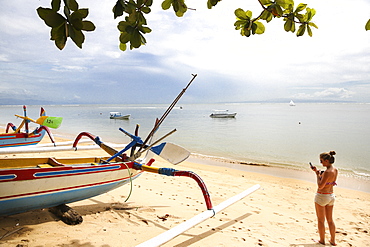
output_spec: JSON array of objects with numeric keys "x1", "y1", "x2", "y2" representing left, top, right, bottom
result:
[{"x1": 289, "y1": 100, "x2": 296, "y2": 106}]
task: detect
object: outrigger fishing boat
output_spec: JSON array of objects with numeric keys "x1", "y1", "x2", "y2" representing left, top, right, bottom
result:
[
  {"x1": 109, "y1": 112, "x2": 130, "y2": 120},
  {"x1": 0, "y1": 106, "x2": 62, "y2": 148},
  {"x1": 209, "y1": 109, "x2": 237, "y2": 118},
  {"x1": 0, "y1": 75, "x2": 260, "y2": 246},
  {"x1": 0, "y1": 75, "x2": 197, "y2": 217}
]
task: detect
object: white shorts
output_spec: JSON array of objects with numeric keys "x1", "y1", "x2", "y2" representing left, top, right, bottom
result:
[{"x1": 315, "y1": 193, "x2": 335, "y2": 206}]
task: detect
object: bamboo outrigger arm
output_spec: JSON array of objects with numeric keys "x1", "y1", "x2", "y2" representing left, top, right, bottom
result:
[
  {"x1": 73, "y1": 132, "x2": 126, "y2": 161},
  {"x1": 136, "y1": 184, "x2": 261, "y2": 247},
  {"x1": 133, "y1": 160, "x2": 213, "y2": 210}
]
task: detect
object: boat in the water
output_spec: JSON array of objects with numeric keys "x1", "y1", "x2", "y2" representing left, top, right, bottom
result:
[
  {"x1": 0, "y1": 106, "x2": 62, "y2": 148},
  {"x1": 0, "y1": 75, "x2": 198, "y2": 217},
  {"x1": 210, "y1": 110, "x2": 237, "y2": 118},
  {"x1": 0, "y1": 75, "x2": 260, "y2": 246},
  {"x1": 289, "y1": 100, "x2": 296, "y2": 106},
  {"x1": 110, "y1": 112, "x2": 130, "y2": 120}
]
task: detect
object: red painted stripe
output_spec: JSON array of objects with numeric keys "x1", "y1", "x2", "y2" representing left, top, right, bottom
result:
[
  {"x1": 0, "y1": 171, "x2": 142, "y2": 200},
  {"x1": 0, "y1": 163, "x2": 133, "y2": 181},
  {"x1": 0, "y1": 141, "x2": 40, "y2": 148}
]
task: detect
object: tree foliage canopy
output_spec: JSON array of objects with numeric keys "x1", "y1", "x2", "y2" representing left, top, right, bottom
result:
[{"x1": 37, "y1": 0, "x2": 370, "y2": 51}]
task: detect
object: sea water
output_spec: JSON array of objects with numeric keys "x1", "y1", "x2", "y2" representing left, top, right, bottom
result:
[{"x1": 1, "y1": 103, "x2": 369, "y2": 184}]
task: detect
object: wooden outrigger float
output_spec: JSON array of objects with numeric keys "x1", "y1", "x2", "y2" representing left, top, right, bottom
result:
[
  {"x1": 0, "y1": 75, "x2": 260, "y2": 245},
  {"x1": 0, "y1": 106, "x2": 62, "y2": 148}
]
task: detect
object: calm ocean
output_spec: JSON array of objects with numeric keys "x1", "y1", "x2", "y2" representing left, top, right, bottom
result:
[{"x1": 1, "y1": 103, "x2": 369, "y2": 186}]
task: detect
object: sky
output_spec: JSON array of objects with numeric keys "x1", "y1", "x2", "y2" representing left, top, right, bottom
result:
[{"x1": 1, "y1": 0, "x2": 370, "y2": 104}]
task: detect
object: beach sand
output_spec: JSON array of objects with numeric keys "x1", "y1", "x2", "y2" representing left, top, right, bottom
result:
[{"x1": 0, "y1": 137, "x2": 369, "y2": 247}]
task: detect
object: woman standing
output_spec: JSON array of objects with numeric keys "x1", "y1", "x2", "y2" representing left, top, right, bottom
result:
[{"x1": 311, "y1": 151, "x2": 338, "y2": 246}]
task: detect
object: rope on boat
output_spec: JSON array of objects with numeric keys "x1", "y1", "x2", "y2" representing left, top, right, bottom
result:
[{"x1": 121, "y1": 162, "x2": 134, "y2": 203}]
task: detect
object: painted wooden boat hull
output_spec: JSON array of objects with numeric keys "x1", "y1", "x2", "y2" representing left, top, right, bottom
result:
[
  {"x1": 0, "y1": 157, "x2": 142, "y2": 216},
  {"x1": 0, "y1": 128, "x2": 46, "y2": 148}
]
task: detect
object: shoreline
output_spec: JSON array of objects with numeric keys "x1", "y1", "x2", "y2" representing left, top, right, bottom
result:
[
  {"x1": 188, "y1": 154, "x2": 370, "y2": 194},
  {"x1": 1, "y1": 137, "x2": 370, "y2": 246},
  {"x1": 1, "y1": 125, "x2": 369, "y2": 194}
]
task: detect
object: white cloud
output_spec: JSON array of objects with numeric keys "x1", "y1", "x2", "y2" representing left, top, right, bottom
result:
[
  {"x1": 51, "y1": 65, "x2": 88, "y2": 72},
  {"x1": 315, "y1": 88, "x2": 355, "y2": 99},
  {"x1": 1, "y1": 0, "x2": 370, "y2": 103},
  {"x1": 294, "y1": 87, "x2": 356, "y2": 100}
]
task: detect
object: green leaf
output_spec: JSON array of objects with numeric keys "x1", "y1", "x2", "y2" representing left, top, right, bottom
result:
[
  {"x1": 131, "y1": 29, "x2": 141, "y2": 48},
  {"x1": 175, "y1": 10, "x2": 184, "y2": 17},
  {"x1": 246, "y1": 10, "x2": 252, "y2": 19},
  {"x1": 207, "y1": 0, "x2": 221, "y2": 9},
  {"x1": 137, "y1": 12, "x2": 148, "y2": 25},
  {"x1": 252, "y1": 21, "x2": 265, "y2": 34},
  {"x1": 126, "y1": 25, "x2": 135, "y2": 33},
  {"x1": 128, "y1": 11, "x2": 137, "y2": 22},
  {"x1": 296, "y1": 23, "x2": 306, "y2": 36},
  {"x1": 295, "y1": 3, "x2": 307, "y2": 13},
  {"x1": 276, "y1": 0, "x2": 294, "y2": 9},
  {"x1": 235, "y1": 9, "x2": 248, "y2": 20},
  {"x1": 295, "y1": 13, "x2": 304, "y2": 22},
  {"x1": 291, "y1": 21, "x2": 296, "y2": 32},
  {"x1": 234, "y1": 20, "x2": 246, "y2": 29},
  {"x1": 307, "y1": 25, "x2": 312, "y2": 37},
  {"x1": 66, "y1": 0, "x2": 79, "y2": 11},
  {"x1": 51, "y1": 0, "x2": 61, "y2": 11},
  {"x1": 119, "y1": 42, "x2": 127, "y2": 51},
  {"x1": 274, "y1": 5, "x2": 283, "y2": 16},
  {"x1": 173, "y1": 0, "x2": 179, "y2": 12},
  {"x1": 366, "y1": 19, "x2": 370, "y2": 31},
  {"x1": 81, "y1": 21, "x2": 95, "y2": 31},
  {"x1": 260, "y1": 10, "x2": 273, "y2": 22},
  {"x1": 71, "y1": 9, "x2": 89, "y2": 19},
  {"x1": 140, "y1": 32, "x2": 147, "y2": 44},
  {"x1": 145, "y1": 0, "x2": 153, "y2": 7},
  {"x1": 117, "y1": 21, "x2": 130, "y2": 32},
  {"x1": 70, "y1": 18, "x2": 83, "y2": 30},
  {"x1": 64, "y1": 5, "x2": 70, "y2": 18},
  {"x1": 162, "y1": 0, "x2": 172, "y2": 10},
  {"x1": 284, "y1": 19, "x2": 292, "y2": 32},
  {"x1": 139, "y1": 26, "x2": 152, "y2": 33},
  {"x1": 113, "y1": 1, "x2": 125, "y2": 19},
  {"x1": 69, "y1": 25, "x2": 85, "y2": 48},
  {"x1": 309, "y1": 22, "x2": 318, "y2": 29},
  {"x1": 51, "y1": 24, "x2": 67, "y2": 50},
  {"x1": 306, "y1": 8, "x2": 316, "y2": 21},
  {"x1": 243, "y1": 28, "x2": 251, "y2": 37},
  {"x1": 37, "y1": 8, "x2": 66, "y2": 28},
  {"x1": 141, "y1": 6, "x2": 151, "y2": 14},
  {"x1": 120, "y1": 32, "x2": 131, "y2": 43},
  {"x1": 176, "y1": 7, "x2": 187, "y2": 16},
  {"x1": 260, "y1": 0, "x2": 271, "y2": 5}
]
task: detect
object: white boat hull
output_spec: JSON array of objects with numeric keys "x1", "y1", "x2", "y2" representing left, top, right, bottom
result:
[{"x1": 210, "y1": 113, "x2": 236, "y2": 118}]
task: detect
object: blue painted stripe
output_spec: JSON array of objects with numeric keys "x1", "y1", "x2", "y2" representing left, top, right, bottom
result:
[
  {"x1": 0, "y1": 136, "x2": 17, "y2": 139},
  {"x1": 0, "y1": 174, "x2": 16, "y2": 181},
  {"x1": 34, "y1": 165, "x2": 121, "y2": 177},
  {"x1": 0, "y1": 173, "x2": 142, "y2": 216}
]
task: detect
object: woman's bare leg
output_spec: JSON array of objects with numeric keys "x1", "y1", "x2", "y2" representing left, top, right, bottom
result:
[
  {"x1": 315, "y1": 202, "x2": 326, "y2": 244},
  {"x1": 325, "y1": 205, "x2": 336, "y2": 245}
]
